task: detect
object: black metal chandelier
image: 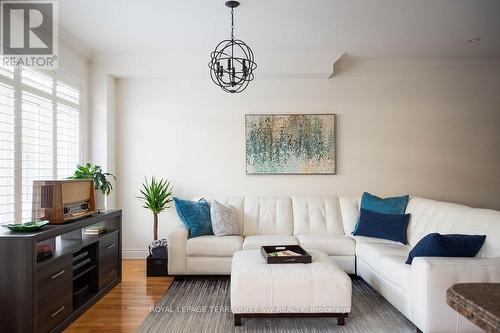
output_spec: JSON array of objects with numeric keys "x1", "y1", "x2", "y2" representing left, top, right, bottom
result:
[{"x1": 209, "y1": 0, "x2": 257, "y2": 93}]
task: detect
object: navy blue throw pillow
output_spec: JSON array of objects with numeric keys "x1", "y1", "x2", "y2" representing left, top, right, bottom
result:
[
  {"x1": 406, "y1": 233, "x2": 486, "y2": 265},
  {"x1": 352, "y1": 208, "x2": 411, "y2": 244},
  {"x1": 173, "y1": 197, "x2": 213, "y2": 238},
  {"x1": 352, "y1": 192, "x2": 410, "y2": 234}
]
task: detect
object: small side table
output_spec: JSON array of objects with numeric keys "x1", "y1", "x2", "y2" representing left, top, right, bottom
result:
[{"x1": 446, "y1": 283, "x2": 500, "y2": 333}]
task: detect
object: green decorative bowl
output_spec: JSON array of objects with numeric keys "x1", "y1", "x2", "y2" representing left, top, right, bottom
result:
[{"x1": 2, "y1": 220, "x2": 49, "y2": 232}]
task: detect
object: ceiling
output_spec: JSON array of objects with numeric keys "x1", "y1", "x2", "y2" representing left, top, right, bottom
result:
[{"x1": 59, "y1": 0, "x2": 500, "y2": 61}]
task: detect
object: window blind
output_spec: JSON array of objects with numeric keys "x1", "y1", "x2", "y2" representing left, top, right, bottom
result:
[
  {"x1": 22, "y1": 68, "x2": 53, "y2": 94},
  {"x1": 0, "y1": 81, "x2": 15, "y2": 224},
  {"x1": 0, "y1": 63, "x2": 14, "y2": 80},
  {"x1": 21, "y1": 92, "x2": 54, "y2": 221},
  {"x1": 57, "y1": 81, "x2": 80, "y2": 105},
  {"x1": 0, "y1": 66, "x2": 82, "y2": 223},
  {"x1": 56, "y1": 102, "x2": 80, "y2": 178}
]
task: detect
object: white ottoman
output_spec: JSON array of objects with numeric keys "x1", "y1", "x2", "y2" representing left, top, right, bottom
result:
[{"x1": 230, "y1": 249, "x2": 352, "y2": 326}]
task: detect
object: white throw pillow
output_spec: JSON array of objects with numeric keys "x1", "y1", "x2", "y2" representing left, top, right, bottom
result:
[{"x1": 210, "y1": 199, "x2": 239, "y2": 236}]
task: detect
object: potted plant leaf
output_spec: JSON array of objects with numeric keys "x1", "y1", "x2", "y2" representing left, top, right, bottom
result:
[
  {"x1": 68, "y1": 162, "x2": 116, "y2": 211},
  {"x1": 138, "y1": 176, "x2": 173, "y2": 241},
  {"x1": 137, "y1": 176, "x2": 173, "y2": 276}
]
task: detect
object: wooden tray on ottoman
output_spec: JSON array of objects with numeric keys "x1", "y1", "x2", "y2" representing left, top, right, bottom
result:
[{"x1": 260, "y1": 245, "x2": 312, "y2": 264}]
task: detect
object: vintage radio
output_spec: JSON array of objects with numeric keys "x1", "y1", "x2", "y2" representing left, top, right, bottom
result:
[{"x1": 32, "y1": 179, "x2": 96, "y2": 224}]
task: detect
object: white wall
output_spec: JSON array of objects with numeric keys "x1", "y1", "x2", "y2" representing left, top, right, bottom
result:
[
  {"x1": 87, "y1": 68, "x2": 117, "y2": 208},
  {"x1": 112, "y1": 64, "x2": 500, "y2": 257}
]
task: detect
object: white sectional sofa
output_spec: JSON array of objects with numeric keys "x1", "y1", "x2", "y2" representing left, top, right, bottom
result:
[{"x1": 166, "y1": 195, "x2": 500, "y2": 333}]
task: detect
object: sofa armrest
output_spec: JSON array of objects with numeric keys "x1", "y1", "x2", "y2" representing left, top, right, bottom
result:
[
  {"x1": 411, "y1": 257, "x2": 500, "y2": 333},
  {"x1": 166, "y1": 224, "x2": 189, "y2": 275}
]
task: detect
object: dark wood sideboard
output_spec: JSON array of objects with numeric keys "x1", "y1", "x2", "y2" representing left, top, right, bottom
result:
[{"x1": 0, "y1": 210, "x2": 122, "y2": 333}]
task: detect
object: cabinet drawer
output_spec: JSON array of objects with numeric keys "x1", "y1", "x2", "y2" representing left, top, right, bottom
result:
[
  {"x1": 37, "y1": 292, "x2": 72, "y2": 333},
  {"x1": 99, "y1": 232, "x2": 118, "y2": 253},
  {"x1": 99, "y1": 257, "x2": 118, "y2": 289},
  {"x1": 37, "y1": 254, "x2": 72, "y2": 282},
  {"x1": 99, "y1": 232, "x2": 119, "y2": 289},
  {"x1": 37, "y1": 254, "x2": 72, "y2": 305}
]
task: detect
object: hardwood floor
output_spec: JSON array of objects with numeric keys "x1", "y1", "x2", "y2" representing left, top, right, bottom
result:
[{"x1": 65, "y1": 259, "x2": 173, "y2": 333}]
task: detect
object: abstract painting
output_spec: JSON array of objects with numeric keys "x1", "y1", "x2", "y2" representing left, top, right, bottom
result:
[{"x1": 245, "y1": 114, "x2": 336, "y2": 174}]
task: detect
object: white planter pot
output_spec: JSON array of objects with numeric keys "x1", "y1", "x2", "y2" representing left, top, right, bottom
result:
[{"x1": 95, "y1": 191, "x2": 105, "y2": 211}]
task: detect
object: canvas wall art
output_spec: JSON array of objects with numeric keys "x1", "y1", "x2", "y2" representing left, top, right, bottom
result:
[{"x1": 245, "y1": 114, "x2": 336, "y2": 174}]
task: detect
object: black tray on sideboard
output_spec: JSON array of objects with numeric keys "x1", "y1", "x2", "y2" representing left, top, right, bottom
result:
[{"x1": 260, "y1": 245, "x2": 312, "y2": 264}]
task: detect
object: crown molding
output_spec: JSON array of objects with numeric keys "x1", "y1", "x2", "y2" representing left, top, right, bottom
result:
[
  {"x1": 59, "y1": 26, "x2": 94, "y2": 60},
  {"x1": 337, "y1": 57, "x2": 500, "y2": 69},
  {"x1": 328, "y1": 52, "x2": 347, "y2": 79},
  {"x1": 91, "y1": 51, "x2": 345, "y2": 78},
  {"x1": 90, "y1": 51, "x2": 500, "y2": 79}
]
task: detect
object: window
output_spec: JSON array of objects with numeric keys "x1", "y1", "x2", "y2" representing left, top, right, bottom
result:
[
  {"x1": 0, "y1": 64, "x2": 82, "y2": 223},
  {"x1": 0, "y1": 78, "x2": 15, "y2": 224}
]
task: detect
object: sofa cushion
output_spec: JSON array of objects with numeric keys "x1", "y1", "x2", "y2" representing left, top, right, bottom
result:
[
  {"x1": 338, "y1": 196, "x2": 361, "y2": 235},
  {"x1": 356, "y1": 242, "x2": 410, "y2": 269},
  {"x1": 297, "y1": 234, "x2": 355, "y2": 256},
  {"x1": 210, "y1": 199, "x2": 240, "y2": 236},
  {"x1": 292, "y1": 196, "x2": 344, "y2": 235},
  {"x1": 186, "y1": 235, "x2": 243, "y2": 257},
  {"x1": 353, "y1": 208, "x2": 411, "y2": 244},
  {"x1": 339, "y1": 194, "x2": 409, "y2": 235},
  {"x1": 377, "y1": 255, "x2": 411, "y2": 292},
  {"x1": 243, "y1": 197, "x2": 293, "y2": 236},
  {"x1": 406, "y1": 233, "x2": 486, "y2": 265},
  {"x1": 406, "y1": 197, "x2": 500, "y2": 257},
  {"x1": 194, "y1": 196, "x2": 244, "y2": 235},
  {"x1": 361, "y1": 192, "x2": 409, "y2": 215},
  {"x1": 242, "y1": 234, "x2": 299, "y2": 250},
  {"x1": 174, "y1": 197, "x2": 213, "y2": 238}
]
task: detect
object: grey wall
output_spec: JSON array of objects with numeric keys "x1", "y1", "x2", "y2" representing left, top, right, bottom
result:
[{"x1": 114, "y1": 64, "x2": 500, "y2": 255}]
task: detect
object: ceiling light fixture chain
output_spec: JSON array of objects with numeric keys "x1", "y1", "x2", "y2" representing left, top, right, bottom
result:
[
  {"x1": 231, "y1": 7, "x2": 234, "y2": 40},
  {"x1": 208, "y1": 0, "x2": 257, "y2": 93}
]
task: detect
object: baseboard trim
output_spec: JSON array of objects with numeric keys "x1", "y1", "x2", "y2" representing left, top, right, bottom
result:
[{"x1": 123, "y1": 249, "x2": 149, "y2": 259}]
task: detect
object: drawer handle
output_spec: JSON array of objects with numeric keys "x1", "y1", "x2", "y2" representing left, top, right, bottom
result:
[
  {"x1": 50, "y1": 306, "x2": 65, "y2": 318},
  {"x1": 50, "y1": 270, "x2": 65, "y2": 279},
  {"x1": 106, "y1": 243, "x2": 116, "y2": 249}
]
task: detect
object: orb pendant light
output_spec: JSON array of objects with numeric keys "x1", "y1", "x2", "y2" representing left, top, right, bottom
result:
[{"x1": 208, "y1": 0, "x2": 257, "y2": 93}]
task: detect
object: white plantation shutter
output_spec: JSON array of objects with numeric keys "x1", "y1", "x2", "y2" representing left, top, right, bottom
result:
[
  {"x1": 0, "y1": 80, "x2": 16, "y2": 224},
  {"x1": 56, "y1": 80, "x2": 81, "y2": 178},
  {"x1": 22, "y1": 68, "x2": 53, "y2": 94},
  {"x1": 56, "y1": 102, "x2": 80, "y2": 178},
  {"x1": 0, "y1": 65, "x2": 82, "y2": 224},
  {"x1": 21, "y1": 92, "x2": 54, "y2": 221},
  {"x1": 0, "y1": 63, "x2": 14, "y2": 80},
  {"x1": 57, "y1": 81, "x2": 80, "y2": 105}
]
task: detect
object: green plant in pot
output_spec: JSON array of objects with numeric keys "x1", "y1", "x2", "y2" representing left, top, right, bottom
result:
[
  {"x1": 137, "y1": 176, "x2": 173, "y2": 241},
  {"x1": 68, "y1": 162, "x2": 116, "y2": 211}
]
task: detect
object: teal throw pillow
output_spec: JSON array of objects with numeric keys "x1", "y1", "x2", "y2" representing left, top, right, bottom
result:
[
  {"x1": 174, "y1": 197, "x2": 213, "y2": 238},
  {"x1": 352, "y1": 192, "x2": 409, "y2": 235}
]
